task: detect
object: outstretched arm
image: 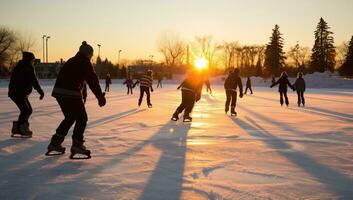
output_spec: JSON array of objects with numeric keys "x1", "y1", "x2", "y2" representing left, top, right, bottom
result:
[{"x1": 177, "y1": 80, "x2": 186, "y2": 90}]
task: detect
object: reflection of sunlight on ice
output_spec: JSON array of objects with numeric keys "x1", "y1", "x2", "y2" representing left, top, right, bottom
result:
[
  {"x1": 191, "y1": 122, "x2": 211, "y2": 129},
  {"x1": 187, "y1": 139, "x2": 213, "y2": 146}
]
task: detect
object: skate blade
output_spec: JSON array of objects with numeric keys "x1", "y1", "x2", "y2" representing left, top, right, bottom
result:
[
  {"x1": 11, "y1": 134, "x2": 32, "y2": 138},
  {"x1": 69, "y1": 153, "x2": 91, "y2": 160},
  {"x1": 183, "y1": 119, "x2": 192, "y2": 122},
  {"x1": 171, "y1": 117, "x2": 178, "y2": 121},
  {"x1": 45, "y1": 150, "x2": 65, "y2": 156},
  {"x1": 231, "y1": 114, "x2": 237, "y2": 117}
]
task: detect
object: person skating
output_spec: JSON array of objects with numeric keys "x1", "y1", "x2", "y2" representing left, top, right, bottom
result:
[
  {"x1": 105, "y1": 73, "x2": 112, "y2": 92},
  {"x1": 293, "y1": 72, "x2": 306, "y2": 107},
  {"x1": 270, "y1": 71, "x2": 294, "y2": 107},
  {"x1": 244, "y1": 77, "x2": 253, "y2": 94},
  {"x1": 156, "y1": 73, "x2": 163, "y2": 88},
  {"x1": 134, "y1": 70, "x2": 153, "y2": 108},
  {"x1": 123, "y1": 74, "x2": 134, "y2": 95},
  {"x1": 271, "y1": 75, "x2": 276, "y2": 85},
  {"x1": 171, "y1": 70, "x2": 204, "y2": 122},
  {"x1": 205, "y1": 79, "x2": 212, "y2": 94},
  {"x1": 224, "y1": 69, "x2": 243, "y2": 116},
  {"x1": 8, "y1": 52, "x2": 45, "y2": 138},
  {"x1": 46, "y1": 41, "x2": 106, "y2": 159}
]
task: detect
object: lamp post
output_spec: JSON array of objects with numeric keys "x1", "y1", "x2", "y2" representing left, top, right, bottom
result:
[
  {"x1": 97, "y1": 44, "x2": 101, "y2": 58},
  {"x1": 118, "y1": 50, "x2": 122, "y2": 66},
  {"x1": 42, "y1": 35, "x2": 46, "y2": 63},
  {"x1": 46, "y1": 36, "x2": 50, "y2": 62}
]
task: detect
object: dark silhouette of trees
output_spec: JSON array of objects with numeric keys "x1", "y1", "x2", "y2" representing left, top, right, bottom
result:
[
  {"x1": 287, "y1": 42, "x2": 310, "y2": 72},
  {"x1": 264, "y1": 25, "x2": 286, "y2": 76},
  {"x1": 0, "y1": 27, "x2": 16, "y2": 68},
  {"x1": 339, "y1": 36, "x2": 353, "y2": 77},
  {"x1": 310, "y1": 17, "x2": 336, "y2": 72}
]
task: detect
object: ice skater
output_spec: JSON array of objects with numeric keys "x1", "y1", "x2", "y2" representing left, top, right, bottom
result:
[
  {"x1": 105, "y1": 73, "x2": 112, "y2": 92},
  {"x1": 8, "y1": 52, "x2": 45, "y2": 138},
  {"x1": 293, "y1": 72, "x2": 306, "y2": 107},
  {"x1": 156, "y1": 73, "x2": 163, "y2": 88},
  {"x1": 224, "y1": 69, "x2": 243, "y2": 116},
  {"x1": 171, "y1": 70, "x2": 204, "y2": 122},
  {"x1": 46, "y1": 41, "x2": 106, "y2": 159},
  {"x1": 123, "y1": 74, "x2": 134, "y2": 95},
  {"x1": 205, "y1": 79, "x2": 212, "y2": 94},
  {"x1": 134, "y1": 70, "x2": 154, "y2": 108},
  {"x1": 244, "y1": 77, "x2": 253, "y2": 94},
  {"x1": 270, "y1": 71, "x2": 294, "y2": 107}
]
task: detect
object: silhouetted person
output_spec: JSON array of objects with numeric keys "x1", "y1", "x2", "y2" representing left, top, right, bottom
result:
[
  {"x1": 205, "y1": 79, "x2": 212, "y2": 94},
  {"x1": 8, "y1": 52, "x2": 44, "y2": 138},
  {"x1": 134, "y1": 70, "x2": 153, "y2": 108},
  {"x1": 171, "y1": 70, "x2": 204, "y2": 122},
  {"x1": 245, "y1": 77, "x2": 253, "y2": 94},
  {"x1": 293, "y1": 72, "x2": 306, "y2": 107},
  {"x1": 224, "y1": 69, "x2": 243, "y2": 116},
  {"x1": 82, "y1": 82, "x2": 87, "y2": 104},
  {"x1": 271, "y1": 75, "x2": 276, "y2": 85},
  {"x1": 105, "y1": 73, "x2": 112, "y2": 92},
  {"x1": 46, "y1": 41, "x2": 106, "y2": 159},
  {"x1": 123, "y1": 74, "x2": 134, "y2": 95},
  {"x1": 270, "y1": 71, "x2": 294, "y2": 107},
  {"x1": 157, "y1": 73, "x2": 163, "y2": 88}
]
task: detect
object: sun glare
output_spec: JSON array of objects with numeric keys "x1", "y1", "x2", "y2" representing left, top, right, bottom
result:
[{"x1": 194, "y1": 57, "x2": 208, "y2": 70}]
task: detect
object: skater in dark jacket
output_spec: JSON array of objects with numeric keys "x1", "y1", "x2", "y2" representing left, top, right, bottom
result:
[
  {"x1": 8, "y1": 52, "x2": 44, "y2": 137},
  {"x1": 156, "y1": 73, "x2": 163, "y2": 88},
  {"x1": 123, "y1": 74, "x2": 134, "y2": 95},
  {"x1": 271, "y1": 75, "x2": 276, "y2": 85},
  {"x1": 205, "y1": 79, "x2": 212, "y2": 94},
  {"x1": 270, "y1": 71, "x2": 294, "y2": 106},
  {"x1": 105, "y1": 73, "x2": 112, "y2": 92},
  {"x1": 224, "y1": 69, "x2": 243, "y2": 116},
  {"x1": 134, "y1": 70, "x2": 153, "y2": 107},
  {"x1": 171, "y1": 70, "x2": 204, "y2": 122},
  {"x1": 47, "y1": 41, "x2": 106, "y2": 159},
  {"x1": 293, "y1": 72, "x2": 306, "y2": 107},
  {"x1": 244, "y1": 77, "x2": 253, "y2": 94}
]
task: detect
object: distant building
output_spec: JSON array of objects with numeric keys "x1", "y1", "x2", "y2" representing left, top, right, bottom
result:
[
  {"x1": 35, "y1": 59, "x2": 64, "y2": 78},
  {"x1": 128, "y1": 60, "x2": 167, "y2": 79}
]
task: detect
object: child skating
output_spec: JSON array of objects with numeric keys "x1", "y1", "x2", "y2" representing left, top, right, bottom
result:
[
  {"x1": 134, "y1": 70, "x2": 154, "y2": 108},
  {"x1": 245, "y1": 77, "x2": 253, "y2": 94},
  {"x1": 123, "y1": 75, "x2": 134, "y2": 95},
  {"x1": 270, "y1": 71, "x2": 294, "y2": 107},
  {"x1": 171, "y1": 70, "x2": 204, "y2": 122},
  {"x1": 293, "y1": 72, "x2": 306, "y2": 107},
  {"x1": 105, "y1": 73, "x2": 112, "y2": 92},
  {"x1": 224, "y1": 69, "x2": 243, "y2": 116}
]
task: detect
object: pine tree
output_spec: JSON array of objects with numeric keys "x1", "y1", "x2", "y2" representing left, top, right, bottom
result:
[
  {"x1": 310, "y1": 18, "x2": 336, "y2": 72},
  {"x1": 339, "y1": 36, "x2": 353, "y2": 76},
  {"x1": 264, "y1": 25, "x2": 286, "y2": 76}
]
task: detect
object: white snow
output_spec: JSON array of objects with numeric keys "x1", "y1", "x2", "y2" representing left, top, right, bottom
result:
[{"x1": 0, "y1": 81, "x2": 352, "y2": 200}]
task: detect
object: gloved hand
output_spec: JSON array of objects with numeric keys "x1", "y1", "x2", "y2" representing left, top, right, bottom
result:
[
  {"x1": 98, "y1": 93, "x2": 106, "y2": 107},
  {"x1": 239, "y1": 93, "x2": 243, "y2": 98},
  {"x1": 151, "y1": 88, "x2": 154, "y2": 92},
  {"x1": 38, "y1": 89, "x2": 45, "y2": 100}
]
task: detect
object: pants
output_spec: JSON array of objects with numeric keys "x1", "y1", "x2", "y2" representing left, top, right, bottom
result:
[
  {"x1": 157, "y1": 81, "x2": 162, "y2": 88},
  {"x1": 139, "y1": 86, "x2": 151, "y2": 106},
  {"x1": 10, "y1": 96, "x2": 32, "y2": 124},
  {"x1": 297, "y1": 91, "x2": 305, "y2": 105},
  {"x1": 105, "y1": 84, "x2": 110, "y2": 92},
  {"x1": 245, "y1": 86, "x2": 253, "y2": 94},
  {"x1": 280, "y1": 92, "x2": 289, "y2": 105},
  {"x1": 127, "y1": 86, "x2": 133, "y2": 94},
  {"x1": 55, "y1": 97, "x2": 87, "y2": 142},
  {"x1": 225, "y1": 90, "x2": 237, "y2": 112},
  {"x1": 175, "y1": 90, "x2": 195, "y2": 116}
]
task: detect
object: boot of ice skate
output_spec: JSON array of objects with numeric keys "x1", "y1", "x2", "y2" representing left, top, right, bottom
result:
[
  {"x1": 183, "y1": 113, "x2": 192, "y2": 122},
  {"x1": 171, "y1": 111, "x2": 180, "y2": 121},
  {"x1": 46, "y1": 134, "x2": 66, "y2": 156},
  {"x1": 11, "y1": 121, "x2": 20, "y2": 135},
  {"x1": 70, "y1": 140, "x2": 91, "y2": 159},
  {"x1": 231, "y1": 107, "x2": 237, "y2": 117},
  {"x1": 13, "y1": 122, "x2": 33, "y2": 138}
]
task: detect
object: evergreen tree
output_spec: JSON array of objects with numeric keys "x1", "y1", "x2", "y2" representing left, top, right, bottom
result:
[
  {"x1": 310, "y1": 17, "x2": 336, "y2": 72},
  {"x1": 339, "y1": 36, "x2": 353, "y2": 76},
  {"x1": 264, "y1": 25, "x2": 286, "y2": 76},
  {"x1": 255, "y1": 57, "x2": 263, "y2": 76}
]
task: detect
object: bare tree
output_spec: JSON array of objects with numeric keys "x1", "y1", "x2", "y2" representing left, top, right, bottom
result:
[
  {"x1": 193, "y1": 35, "x2": 219, "y2": 69},
  {"x1": 0, "y1": 26, "x2": 16, "y2": 67},
  {"x1": 287, "y1": 42, "x2": 310, "y2": 69},
  {"x1": 218, "y1": 41, "x2": 239, "y2": 70},
  {"x1": 336, "y1": 41, "x2": 349, "y2": 67}
]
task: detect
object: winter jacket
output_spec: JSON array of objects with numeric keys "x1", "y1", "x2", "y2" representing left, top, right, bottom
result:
[
  {"x1": 178, "y1": 76, "x2": 204, "y2": 101},
  {"x1": 293, "y1": 77, "x2": 306, "y2": 92},
  {"x1": 246, "y1": 78, "x2": 251, "y2": 87},
  {"x1": 8, "y1": 60, "x2": 43, "y2": 98},
  {"x1": 52, "y1": 52, "x2": 103, "y2": 99},
  {"x1": 271, "y1": 76, "x2": 294, "y2": 93},
  {"x1": 106, "y1": 76, "x2": 112, "y2": 84},
  {"x1": 134, "y1": 75, "x2": 153, "y2": 88},
  {"x1": 123, "y1": 79, "x2": 134, "y2": 87},
  {"x1": 224, "y1": 72, "x2": 243, "y2": 94}
]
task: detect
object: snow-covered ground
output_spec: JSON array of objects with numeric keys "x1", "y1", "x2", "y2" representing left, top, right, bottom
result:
[{"x1": 0, "y1": 82, "x2": 352, "y2": 200}]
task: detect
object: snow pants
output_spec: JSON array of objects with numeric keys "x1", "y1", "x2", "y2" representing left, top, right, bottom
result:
[
  {"x1": 10, "y1": 96, "x2": 32, "y2": 124},
  {"x1": 176, "y1": 90, "x2": 195, "y2": 116}
]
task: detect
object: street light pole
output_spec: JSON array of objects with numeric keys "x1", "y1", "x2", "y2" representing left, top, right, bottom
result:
[
  {"x1": 118, "y1": 50, "x2": 122, "y2": 66},
  {"x1": 42, "y1": 35, "x2": 46, "y2": 63},
  {"x1": 97, "y1": 44, "x2": 101, "y2": 58},
  {"x1": 46, "y1": 36, "x2": 50, "y2": 62}
]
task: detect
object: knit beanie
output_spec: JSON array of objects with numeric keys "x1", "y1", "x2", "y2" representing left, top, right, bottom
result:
[
  {"x1": 79, "y1": 41, "x2": 94, "y2": 58},
  {"x1": 22, "y1": 52, "x2": 35, "y2": 61}
]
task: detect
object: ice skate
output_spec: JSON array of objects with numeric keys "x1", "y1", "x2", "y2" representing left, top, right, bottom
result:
[
  {"x1": 148, "y1": 104, "x2": 153, "y2": 108},
  {"x1": 45, "y1": 143, "x2": 66, "y2": 156},
  {"x1": 70, "y1": 140, "x2": 91, "y2": 159},
  {"x1": 171, "y1": 112, "x2": 179, "y2": 121},
  {"x1": 183, "y1": 114, "x2": 192, "y2": 122},
  {"x1": 11, "y1": 122, "x2": 32, "y2": 138},
  {"x1": 231, "y1": 109, "x2": 237, "y2": 117}
]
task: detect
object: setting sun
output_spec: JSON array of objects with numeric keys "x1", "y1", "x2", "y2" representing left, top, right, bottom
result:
[{"x1": 194, "y1": 57, "x2": 208, "y2": 70}]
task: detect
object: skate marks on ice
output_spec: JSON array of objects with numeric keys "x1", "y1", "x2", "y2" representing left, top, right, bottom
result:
[{"x1": 230, "y1": 116, "x2": 353, "y2": 199}]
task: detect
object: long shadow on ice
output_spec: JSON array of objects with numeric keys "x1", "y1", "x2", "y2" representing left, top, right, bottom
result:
[{"x1": 231, "y1": 117, "x2": 353, "y2": 199}]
